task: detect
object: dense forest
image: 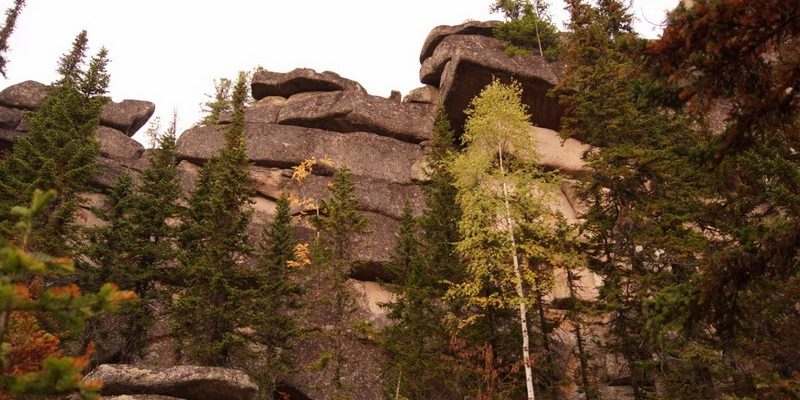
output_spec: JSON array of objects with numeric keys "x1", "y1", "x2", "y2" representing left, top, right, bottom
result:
[{"x1": 1, "y1": 0, "x2": 799, "y2": 399}]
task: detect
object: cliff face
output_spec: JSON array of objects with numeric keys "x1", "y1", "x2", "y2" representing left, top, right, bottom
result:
[{"x1": 0, "y1": 21, "x2": 622, "y2": 400}]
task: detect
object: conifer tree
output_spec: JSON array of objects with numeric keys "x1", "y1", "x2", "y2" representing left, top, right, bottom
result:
[
  {"x1": 0, "y1": 189, "x2": 135, "y2": 399},
  {"x1": 553, "y1": 1, "x2": 713, "y2": 398},
  {"x1": 0, "y1": 0, "x2": 24, "y2": 77},
  {"x1": 200, "y1": 78, "x2": 232, "y2": 126},
  {"x1": 83, "y1": 117, "x2": 181, "y2": 362},
  {"x1": 382, "y1": 110, "x2": 466, "y2": 399},
  {"x1": 247, "y1": 194, "x2": 302, "y2": 391},
  {"x1": 448, "y1": 79, "x2": 563, "y2": 400},
  {"x1": 172, "y1": 72, "x2": 253, "y2": 365},
  {"x1": 0, "y1": 31, "x2": 108, "y2": 255},
  {"x1": 310, "y1": 167, "x2": 367, "y2": 394}
]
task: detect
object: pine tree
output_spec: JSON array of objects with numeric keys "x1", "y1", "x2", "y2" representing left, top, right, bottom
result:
[
  {"x1": 200, "y1": 78, "x2": 232, "y2": 126},
  {"x1": 310, "y1": 167, "x2": 367, "y2": 394},
  {"x1": 382, "y1": 110, "x2": 467, "y2": 399},
  {"x1": 83, "y1": 117, "x2": 182, "y2": 363},
  {"x1": 0, "y1": 31, "x2": 108, "y2": 255},
  {"x1": 0, "y1": 0, "x2": 24, "y2": 77},
  {"x1": 172, "y1": 72, "x2": 253, "y2": 365},
  {"x1": 491, "y1": 0, "x2": 561, "y2": 58},
  {"x1": 247, "y1": 194, "x2": 302, "y2": 391},
  {"x1": 0, "y1": 189, "x2": 135, "y2": 399}
]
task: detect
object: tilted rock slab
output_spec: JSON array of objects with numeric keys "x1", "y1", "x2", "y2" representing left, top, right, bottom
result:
[
  {"x1": 276, "y1": 90, "x2": 435, "y2": 143},
  {"x1": 419, "y1": 20, "x2": 500, "y2": 63},
  {"x1": 87, "y1": 364, "x2": 257, "y2": 400},
  {"x1": 0, "y1": 80, "x2": 154, "y2": 137},
  {"x1": 420, "y1": 32, "x2": 565, "y2": 133},
  {"x1": 176, "y1": 123, "x2": 425, "y2": 184},
  {"x1": 100, "y1": 99, "x2": 156, "y2": 137},
  {"x1": 96, "y1": 126, "x2": 145, "y2": 160},
  {"x1": 251, "y1": 67, "x2": 366, "y2": 100}
]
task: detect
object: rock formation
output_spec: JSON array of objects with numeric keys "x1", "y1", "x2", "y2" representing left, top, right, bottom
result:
[{"x1": 0, "y1": 19, "x2": 612, "y2": 400}]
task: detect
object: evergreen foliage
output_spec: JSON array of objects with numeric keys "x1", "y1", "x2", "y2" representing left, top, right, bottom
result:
[
  {"x1": 171, "y1": 72, "x2": 254, "y2": 365},
  {"x1": 82, "y1": 117, "x2": 181, "y2": 363},
  {"x1": 310, "y1": 167, "x2": 367, "y2": 395},
  {"x1": 248, "y1": 194, "x2": 303, "y2": 391},
  {"x1": 0, "y1": 189, "x2": 135, "y2": 399},
  {"x1": 200, "y1": 78, "x2": 232, "y2": 126},
  {"x1": 491, "y1": 0, "x2": 561, "y2": 58},
  {"x1": 0, "y1": 0, "x2": 24, "y2": 77},
  {"x1": 0, "y1": 31, "x2": 108, "y2": 255}
]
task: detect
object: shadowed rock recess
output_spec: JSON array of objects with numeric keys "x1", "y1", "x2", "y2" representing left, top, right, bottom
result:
[{"x1": 0, "y1": 20, "x2": 613, "y2": 400}]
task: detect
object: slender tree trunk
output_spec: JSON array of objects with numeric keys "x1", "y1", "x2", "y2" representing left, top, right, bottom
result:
[
  {"x1": 498, "y1": 144, "x2": 536, "y2": 400},
  {"x1": 532, "y1": 1, "x2": 545, "y2": 57},
  {"x1": 566, "y1": 268, "x2": 595, "y2": 399}
]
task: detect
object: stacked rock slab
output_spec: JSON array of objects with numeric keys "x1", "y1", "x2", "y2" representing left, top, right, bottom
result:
[{"x1": 175, "y1": 68, "x2": 435, "y2": 400}]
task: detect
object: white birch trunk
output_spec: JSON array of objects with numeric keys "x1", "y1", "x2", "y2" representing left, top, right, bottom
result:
[{"x1": 498, "y1": 143, "x2": 536, "y2": 400}]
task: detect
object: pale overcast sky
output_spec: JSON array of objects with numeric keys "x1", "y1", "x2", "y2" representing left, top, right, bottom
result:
[{"x1": 1, "y1": 0, "x2": 678, "y2": 144}]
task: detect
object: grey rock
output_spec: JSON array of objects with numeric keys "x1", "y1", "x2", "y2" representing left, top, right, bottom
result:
[
  {"x1": 420, "y1": 33, "x2": 565, "y2": 133},
  {"x1": 0, "y1": 80, "x2": 48, "y2": 110},
  {"x1": 419, "y1": 20, "x2": 500, "y2": 63},
  {"x1": 86, "y1": 364, "x2": 258, "y2": 400},
  {"x1": 277, "y1": 90, "x2": 436, "y2": 143},
  {"x1": 100, "y1": 99, "x2": 156, "y2": 136},
  {"x1": 97, "y1": 126, "x2": 145, "y2": 160},
  {"x1": 403, "y1": 85, "x2": 439, "y2": 104},
  {"x1": 0, "y1": 105, "x2": 22, "y2": 129},
  {"x1": 176, "y1": 124, "x2": 424, "y2": 184},
  {"x1": 389, "y1": 90, "x2": 401, "y2": 102},
  {"x1": 251, "y1": 68, "x2": 366, "y2": 100}
]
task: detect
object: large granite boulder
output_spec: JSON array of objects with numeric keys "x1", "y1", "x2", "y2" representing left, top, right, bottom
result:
[
  {"x1": 0, "y1": 80, "x2": 48, "y2": 110},
  {"x1": 420, "y1": 32, "x2": 564, "y2": 133},
  {"x1": 419, "y1": 20, "x2": 500, "y2": 63},
  {"x1": 100, "y1": 99, "x2": 156, "y2": 136},
  {"x1": 403, "y1": 85, "x2": 439, "y2": 104},
  {"x1": 0, "y1": 105, "x2": 22, "y2": 129},
  {"x1": 97, "y1": 126, "x2": 145, "y2": 160},
  {"x1": 176, "y1": 124, "x2": 425, "y2": 184},
  {"x1": 86, "y1": 364, "x2": 258, "y2": 400},
  {"x1": 251, "y1": 68, "x2": 365, "y2": 100},
  {"x1": 277, "y1": 90, "x2": 435, "y2": 143}
]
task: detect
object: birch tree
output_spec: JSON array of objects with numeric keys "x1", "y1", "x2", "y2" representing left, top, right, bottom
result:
[{"x1": 448, "y1": 79, "x2": 558, "y2": 400}]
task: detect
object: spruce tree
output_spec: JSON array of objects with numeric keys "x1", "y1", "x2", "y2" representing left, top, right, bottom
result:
[
  {"x1": 0, "y1": 0, "x2": 24, "y2": 77},
  {"x1": 83, "y1": 117, "x2": 182, "y2": 362},
  {"x1": 0, "y1": 31, "x2": 108, "y2": 255},
  {"x1": 247, "y1": 194, "x2": 302, "y2": 391},
  {"x1": 310, "y1": 167, "x2": 367, "y2": 394},
  {"x1": 200, "y1": 78, "x2": 232, "y2": 126},
  {"x1": 382, "y1": 111, "x2": 466, "y2": 399},
  {"x1": 172, "y1": 72, "x2": 253, "y2": 365}
]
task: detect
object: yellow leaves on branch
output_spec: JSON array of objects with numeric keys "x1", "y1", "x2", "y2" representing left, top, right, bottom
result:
[
  {"x1": 292, "y1": 157, "x2": 334, "y2": 182},
  {"x1": 287, "y1": 243, "x2": 311, "y2": 268}
]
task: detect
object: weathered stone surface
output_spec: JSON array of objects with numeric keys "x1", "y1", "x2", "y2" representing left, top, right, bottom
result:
[
  {"x1": 285, "y1": 173, "x2": 424, "y2": 220},
  {"x1": 403, "y1": 85, "x2": 439, "y2": 104},
  {"x1": 87, "y1": 364, "x2": 258, "y2": 400},
  {"x1": 176, "y1": 124, "x2": 425, "y2": 184},
  {"x1": 97, "y1": 126, "x2": 145, "y2": 160},
  {"x1": 0, "y1": 80, "x2": 48, "y2": 110},
  {"x1": 389, "y1": 90, "x2": 401, "y2": 102},
  {"x1": 0, "y1": 128, "x2": 23, "y2": 146},
  {"x1": 100, "y1": 99, "x2": 156, "y2": 136},
  {"x1": 421, "y1": 34, "x2": 565, "y2": 133},
  {"x1": 219, "y1": 102, "x2": 282, "y2": 125},
  {"x1": 419, "y1": 20, "x2": 500, "y2": 63},
  {"x1": 102, "y1": 396, "x2": 185, "y2": 400},
  {"x1": 532, "y1": 127, "x2": 590, "y2": 177},
  {"x1": 276, "y1": 90, "x2": 435, "y2": 143},
  {"x1": 0, "y1": 105, "x2": 22, "y2": 129},
  {"x1": 350, "y1": 280, "x2": 395, "y2": 327},
  {"x1": 251, "y1": 68, "x2": 366, "y2": 100}
]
